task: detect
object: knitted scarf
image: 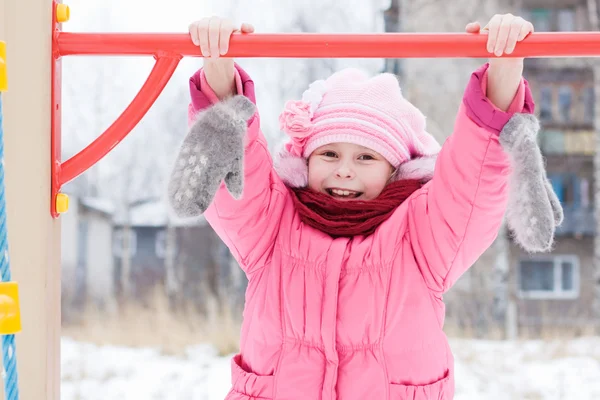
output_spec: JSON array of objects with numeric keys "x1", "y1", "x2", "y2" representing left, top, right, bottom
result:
[{"x1": 289, "y1": 180, "x2": 423, "y2": 238}]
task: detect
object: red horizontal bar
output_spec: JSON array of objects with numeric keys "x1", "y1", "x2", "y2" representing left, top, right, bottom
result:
[
  {"x1": 56, "y1": 31, "x2": 600, "y2": 58},
  {"x1": 59, "y1": 55, "x2": 180, "y2": 186}
]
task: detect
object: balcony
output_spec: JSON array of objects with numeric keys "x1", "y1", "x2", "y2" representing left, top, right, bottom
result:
[
  {"x1": 555, "y1": 205, "x2": 596, "y2": 236},
  {"x1": 538, "y1": 130, "x2": 595, "y2": 156}
]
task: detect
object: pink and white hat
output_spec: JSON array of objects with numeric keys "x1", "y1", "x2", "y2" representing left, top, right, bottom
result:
[{"x1": 274, "y1": 68, "x2": 441, "y2": 188}]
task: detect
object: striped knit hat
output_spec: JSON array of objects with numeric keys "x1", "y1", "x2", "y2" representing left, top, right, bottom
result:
[{"x1": 274, "y1": 68, "x2": 441, "y2": 188}]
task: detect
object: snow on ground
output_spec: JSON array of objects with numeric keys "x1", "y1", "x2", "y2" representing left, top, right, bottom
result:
[
  {"x1": 61, "y1": 336, "x2": 600, "y2": 399},
  {"x1": 61, "y1": 338, "x2": 231, "y2": 400}
]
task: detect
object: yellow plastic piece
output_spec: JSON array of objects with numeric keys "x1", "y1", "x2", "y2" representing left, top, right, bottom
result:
[
  {"x1": 0, "y1": 282, "x2": 21, "y2": 334},
  {"x1": 56, "y1": 193, "x2": 69, "y2": 213},
  {"x1": 56, "y1": 3, "x2": 70, "y2": 23},
  {"x1": 0, "y1": 41, "x2": 7, "y2": 92}
]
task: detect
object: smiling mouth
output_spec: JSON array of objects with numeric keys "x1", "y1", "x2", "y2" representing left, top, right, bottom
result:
[{"x1": 325, "y1": 188, "x2": 363, "y2": 199}]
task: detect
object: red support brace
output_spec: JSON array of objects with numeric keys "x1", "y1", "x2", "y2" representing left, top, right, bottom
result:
[
  {"x1": 58, "y1": 56, "x2": 180, "y2": 187},
  {"x1": 51, "y1": 4, "x2": 183, "y2": 218}
]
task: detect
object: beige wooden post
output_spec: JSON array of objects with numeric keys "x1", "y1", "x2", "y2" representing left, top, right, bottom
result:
[{"x1": 0, "y1": 0, "x2": 61, "y2": 399}]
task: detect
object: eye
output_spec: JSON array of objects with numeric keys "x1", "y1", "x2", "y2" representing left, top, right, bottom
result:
[
  {"x1": 358, "y1": 154, "x2": 376, "y2": 161},
  {"x1": 322, "y1": 151, "x2": 338, "y2": 158}
]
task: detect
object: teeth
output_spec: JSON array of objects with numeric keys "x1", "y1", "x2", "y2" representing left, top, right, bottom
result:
[{"x1": 332, "y1": 189, "x2": 353, "y2": 196}]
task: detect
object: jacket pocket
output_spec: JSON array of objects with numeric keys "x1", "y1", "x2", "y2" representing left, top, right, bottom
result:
[
  {"x1": 225, "y1": 354, "x2": 275, "y2": 400},
  {"x1": 389, "y1": 370, "x2": 450, "y2": 400}
]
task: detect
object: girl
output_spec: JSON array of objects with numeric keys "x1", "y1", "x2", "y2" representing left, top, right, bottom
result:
[{"x1": 169, "y1": 13, "x2": 561, "y2": 400}]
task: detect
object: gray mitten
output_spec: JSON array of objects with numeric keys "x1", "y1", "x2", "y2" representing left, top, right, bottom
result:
[
  {"x1": 167, "y1": 95, "x2": 256, "y2": 218},
  {"x1": 499, "y1": 113, "x2": 564, "y2": 253}
]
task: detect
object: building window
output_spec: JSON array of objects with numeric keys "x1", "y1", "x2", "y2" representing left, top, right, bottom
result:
[
  {"x1": 548, "y1": 174, "x2": 564, "y2": 203},
  {"x1": 539, "y1": 86, "x2": 553, "y2": 121},
  {"x1": 580, "y1": 178, "x2": 591, "y2": 209},
  {"x1": 557, "y1": 8, "x2": 576, "y2": 32},
  {"x1": 529, "y1": 8, "x2": 552, "y2": 32},
  {"x1": 558, "y1": 85, "x2": 572, "y2": 122},
  {"x1": 583, "y1": 86, "x2": 595, "y2": 124},
  {"x1": 518, "y1": 255, "x2": 580, "y2": 299},
  {"x1": 548, "y1": 173, "x2": 584, "y2": 205},
  {"x1": 156, "y1": 230, "x2": 167, "y2": 259},
  {"x1": 113, "y1": 229, "x2": 137, "y2": 257}
]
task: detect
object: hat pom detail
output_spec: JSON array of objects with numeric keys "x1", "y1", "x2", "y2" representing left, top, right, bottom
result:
[
  {"x1": 278, "y1": 100, "x2": 314, "y2": 157},
  {"x1": 301, "y1": 79, "x2": 328, "y2": 114},
  {"x1": 278, "y1": 80, "x2": 328, "y2": 157}
]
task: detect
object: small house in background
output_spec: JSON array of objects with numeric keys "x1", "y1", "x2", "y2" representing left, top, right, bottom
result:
[
  {"x1": 60, "y1": 187, "x2": 246, "y2": 322},
  {"x1": 61, "y1": 194, "x2": 116, "y2": 323},
  {"x1": 112, "y1": 199, "x2": 171, "y2": 303},
  {"x1": 112, "y1": 198, "x2": 246, "y2": 313}
]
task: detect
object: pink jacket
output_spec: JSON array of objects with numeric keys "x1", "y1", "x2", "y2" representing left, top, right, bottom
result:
[{"x1": 187, "y1": 63, "x2": 533, "y2": 400}]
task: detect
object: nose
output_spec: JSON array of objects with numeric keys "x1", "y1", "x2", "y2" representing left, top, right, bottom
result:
[{"x1": 334, "y1": 161, "x2": 355, "y2": 179}]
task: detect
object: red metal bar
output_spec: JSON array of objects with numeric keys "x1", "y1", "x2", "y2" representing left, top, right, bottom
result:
[
  {"x1": 58, "y1": 55, "x2": 180, "y2": 186},
  {"x1": 56, "y1": 31, "x2": 600, "y2": 58}
]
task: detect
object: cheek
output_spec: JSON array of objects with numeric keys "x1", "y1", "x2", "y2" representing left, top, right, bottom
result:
[
  {"x1": 307, "y1": 158, "x2": 327, "y2": 191},
  {"x1": 361, "y1": 165, "x2": 393, "y2": 196},
  {"x1": 364, "y1": 177, "x2": 387, "y2": 193}
]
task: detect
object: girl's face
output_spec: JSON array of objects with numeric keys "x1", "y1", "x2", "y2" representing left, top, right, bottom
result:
[{"x1": 307, "y1": 142, "x2": 394, "y2": 201}]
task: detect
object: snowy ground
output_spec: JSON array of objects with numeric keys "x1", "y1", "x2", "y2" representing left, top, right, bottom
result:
[{"x1": 61, "y1": 336, "x2": 600, "y2": 400}]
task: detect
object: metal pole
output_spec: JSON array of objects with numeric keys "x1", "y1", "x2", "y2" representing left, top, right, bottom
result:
[{"x1": 56, "y1": 31, "x2": 600, "y2": 58}]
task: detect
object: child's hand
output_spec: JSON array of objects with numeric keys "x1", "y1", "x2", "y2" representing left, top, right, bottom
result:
[
  {"x1": 465, "y1": 14, "x2": 534, "y2": 111},
  {"x1": 188, "y1": 17, "x2": 254, "y2": 99},
  {"x1": 465, "y1": 14, "x2": 534, "y2": 60},
  {"x1": 189, "y1": 17, "x2": 254, "y2": 58}
]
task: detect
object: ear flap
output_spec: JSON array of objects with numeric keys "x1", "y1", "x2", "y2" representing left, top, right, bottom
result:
[
  {"x1": 392, "y1": 155, "x2": 437, "y2": 183},
  {"x1": 273, "y1": 149, "x2": 309, "y2": 188}
]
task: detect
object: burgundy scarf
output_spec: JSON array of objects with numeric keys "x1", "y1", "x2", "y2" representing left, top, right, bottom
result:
[{"x1": 290, "y1": 180, "x2": 423, "y2": 238}]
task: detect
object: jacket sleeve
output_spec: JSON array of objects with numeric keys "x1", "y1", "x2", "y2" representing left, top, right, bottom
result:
[
  {"x1": 184, "y1": 64, "x2": 289, "y2": 276},
  {"x1": 407, "y1": 62, "x2": 535, "y2": 294}
]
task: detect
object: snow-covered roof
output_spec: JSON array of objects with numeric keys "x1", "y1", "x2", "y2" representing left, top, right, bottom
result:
[
  {"x1": 80, "y1": 197, "x2": 115, "y2": 215},
  {"x1": 113, "y1": 199, "x2": 206, "y2": 228}
]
